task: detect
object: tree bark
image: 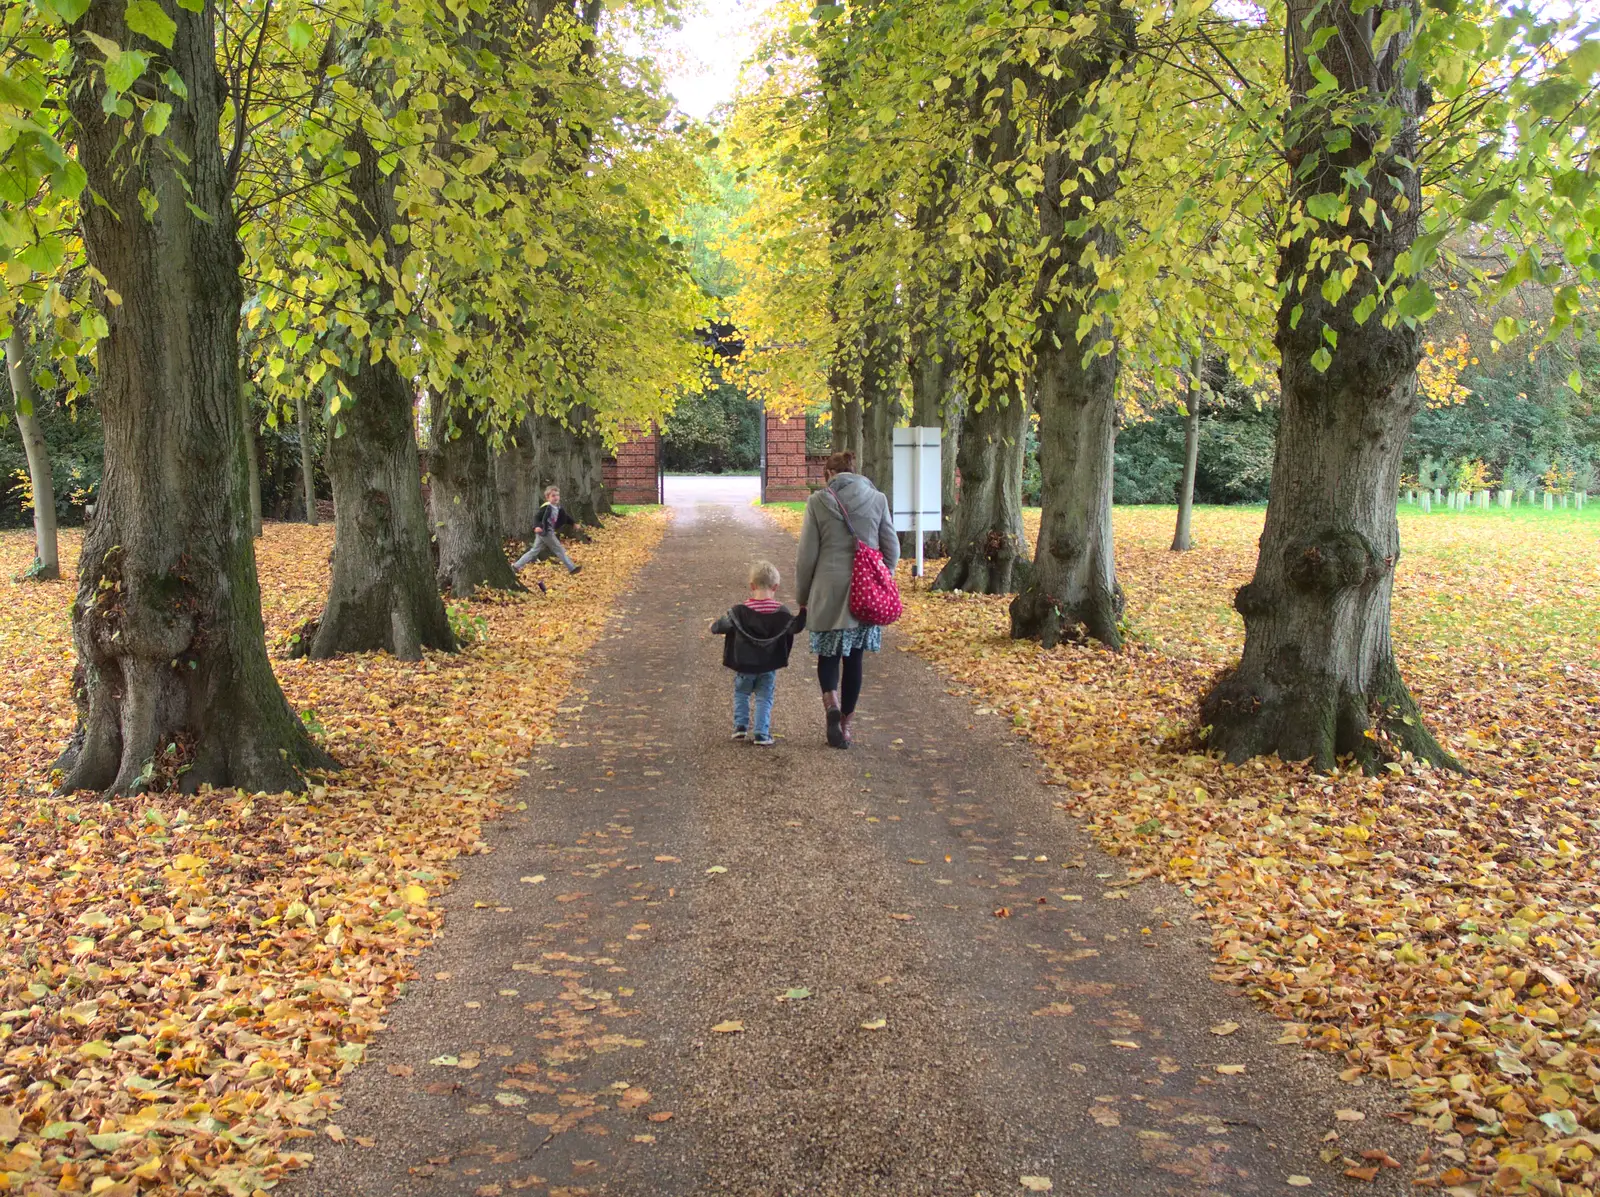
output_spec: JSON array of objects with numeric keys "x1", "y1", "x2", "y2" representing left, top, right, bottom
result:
[
  {"x1": 532, "y1": 407, "x2": 611, "y2": 525},
  {"x1": 931, "y1": 383, "x2": 1029, "y2": 594},
  {"x1": 430, "y1": 399, "x2": 525, "y2": 595},
  {"x1": 859, "y1": 324, "x2": 901, "y2": 493},
  {"x1": 308, "y1": 126, "x2": 454, "y2": 661},
  {"x1": 1008, "y1": 308, "x2": 1123, "y2": 646},
  {"x1": 59, "y1": 0, "x2": 332, "y2": 795},
  {"x1": 1199, "y1": 0, "x2": 1457, "y2": 772},
  {"x1": 1009, "y1": 7, "x2": 1133, "y2": 649},
  {"x1": 297, "y1": 394, "x2": 319, "y2": 524},
  {"x1": 902, "y1": 314, "x2": 959, "y2": 560},
  {"x1": 1171, "y1": 359, "x2": 1203, "y2": 551},
  {"x1": 495, "y1": 415, "x2": 541, "y2": 539},
  {"x1": 828, "y1": 355, "x2": 862, "y2": 461},
  {"x1": 5, "y1": 328, "x2": 59, "y2": 580},
  {"x1": 240, "y1": 382, "x2": 262, "y2": 537}
]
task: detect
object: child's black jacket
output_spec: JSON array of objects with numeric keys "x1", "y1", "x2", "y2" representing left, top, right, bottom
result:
[
  {"x1": 711, "y1": 603, "x2": 806, "y2": 673},
  {"x1": 535, "y1": 503, "x2": 576, "y2": 535}
]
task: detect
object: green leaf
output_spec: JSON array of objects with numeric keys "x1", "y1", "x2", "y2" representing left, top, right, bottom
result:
[
  {"x1": 87, "y1": 1131, "x2": 137, "y2": 1151},
  {"x1": 1493, "y1": 315, "x2": 1520, "y2": 344},
  {"x1": 142, "y1": 101, "x2": 171, "y2": 135},
  {"x1": 1306, "y1": 193, "x2": 1342, "y2": 221},
  {"x1": 1311, "y1": 346, "x2": 1333, "y2": 372},
  {"x1": 102, "y1": 49, "x2": 151, "y2": 95},
  {"x1": 124, "y1": 0, "x2": 176, "y2": 48},
  {"x1": 1567, "y1": 368, "x2": 1582, "y2": 393},
  {"x1": 287, "y1": 18, "x2": 314, "y2": 52},
  {"x1": 1458, "y1": 186, "x2": 1508, "y2": 224},
  {"x1": 1394, "y1": 282, "x2": 1436, "y2": 323},
  {"x1": 39, "y1": 0, "x2": 93, "y2": 24}
]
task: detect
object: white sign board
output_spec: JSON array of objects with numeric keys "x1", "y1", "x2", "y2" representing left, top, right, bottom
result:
[
  {"x1": 892, "y1": 426, "x2": 942, "y2": 577},
  {"x1": 892, "y1": 426, "x2": 942, "y2": 533}
]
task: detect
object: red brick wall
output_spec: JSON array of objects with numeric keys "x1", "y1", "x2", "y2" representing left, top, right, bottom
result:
[
  {"x1": 806, "y1": 454, "x2": 828, "y2": 489},
  {"x1": 602, "y1": 425, "x2": 661, "y2": 505},
  {"x1": 763, "y1": 413, "x2": 810, "y2": 501}
]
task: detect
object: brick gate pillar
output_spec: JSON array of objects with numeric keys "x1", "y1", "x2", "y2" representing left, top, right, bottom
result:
[
  {"x1": 762, "y1": 411, "x2": 810, "y2": 502},
  {"x1": 603, "y1": 425, "x2": 662, "y2": 505}
]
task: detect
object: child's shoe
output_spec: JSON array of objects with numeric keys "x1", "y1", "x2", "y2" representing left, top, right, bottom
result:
[
  {"x1": 750, "y1": 733, "x2": 774, "y2": 747},
  {"x1": 731, "y1": 728, "x2": 748, "y2": 741}
]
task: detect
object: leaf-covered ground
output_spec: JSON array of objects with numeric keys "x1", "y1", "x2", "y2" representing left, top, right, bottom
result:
[
  {"x1": 0, "y1": 513, "x2": 667, "y2": 1196},
  {"x1": 771, "y1": 501, "x2": 1600, "y2": 1195}
]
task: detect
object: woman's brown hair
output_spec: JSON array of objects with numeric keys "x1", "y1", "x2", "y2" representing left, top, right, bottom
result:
[{"x1": 824, "y1": 451, "x2": 856, "y2": 476}]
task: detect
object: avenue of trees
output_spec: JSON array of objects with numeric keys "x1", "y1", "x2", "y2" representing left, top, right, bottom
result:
[
  {"x1": 0, "y1": 0, "x2": 706, "y2": 794},
  {"x1": 722, "y1": 0, "x2": 1600, "y2": 771}
]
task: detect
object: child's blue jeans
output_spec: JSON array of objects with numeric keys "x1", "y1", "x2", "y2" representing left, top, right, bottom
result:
[{"x1": 733, "y1": 671, "x2": 777, "y2": 737}]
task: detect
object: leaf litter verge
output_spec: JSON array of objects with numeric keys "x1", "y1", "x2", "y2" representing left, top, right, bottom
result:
[
  {"x1": 0, "y1": 510, "x2": 670, "y2": 1196},
  {"x1": 765, "y1": 502, "x2": 1600, "y2": 1196}
]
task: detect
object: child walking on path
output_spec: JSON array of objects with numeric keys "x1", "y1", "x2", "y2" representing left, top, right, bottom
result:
[
  {"x1": 710, "y1": 561, "x2": 805, "y2": 747},
  {"x1": 513, "y1": 485, "x2": 582, "y2": 575}
]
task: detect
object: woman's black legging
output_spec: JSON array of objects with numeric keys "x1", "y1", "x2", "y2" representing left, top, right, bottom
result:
[{"x1": 816, "y1": 650, "x2": 865, "y2": 715}]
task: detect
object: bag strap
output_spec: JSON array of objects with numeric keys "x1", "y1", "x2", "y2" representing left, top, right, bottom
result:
[{"x1": 824, "y1": 488, "x2": 862, "y2": 543}]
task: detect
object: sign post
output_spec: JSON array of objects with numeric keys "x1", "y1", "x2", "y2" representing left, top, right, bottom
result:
[{"x1": 892, "y1": 426, "x2": 942, "y2": 577}]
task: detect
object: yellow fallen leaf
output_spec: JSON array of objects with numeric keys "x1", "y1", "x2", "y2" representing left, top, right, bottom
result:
[
  {"x1": 1288, "y1": 1177, "x2": 1312, "y2": 1188},
  {"x1": 520, "y1": 875, "x2": 546, "y2": 885},
  {"x1": 1334, "y1": 1109, "x2": 1365, "y2": 1122},
  {"x1": 1209, "y1": 1021, "x2": 1240, "y2": 1036},
  {"x1": 401, "y1": 884, "x2": 429, "y2": 905},
  {"x1": 711, "y1": 1020, "x2": 744, "y2": 1034},
  {"x1": 1215, "y1": 1064, "x2": 1246, "y2": 1075},
  {"x1": 859, "y1": 1017, "x2": 888, "y2": 1030},
  {"x1": 1110, "y1": 1039, "x2": 1140, "y2": 1049},
  {"x1": 1020, "y1": 1179, "x2": 1053, "y2": 1193}
]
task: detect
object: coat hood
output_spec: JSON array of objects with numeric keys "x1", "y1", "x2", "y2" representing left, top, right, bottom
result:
[{"x1": 826, "y1": 472, "x2": 878, "y2": 510}]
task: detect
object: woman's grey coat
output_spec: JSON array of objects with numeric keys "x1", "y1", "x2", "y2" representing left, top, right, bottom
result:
[{"x1": 795, "y1": 472, "x2": 900, "y2": 633}]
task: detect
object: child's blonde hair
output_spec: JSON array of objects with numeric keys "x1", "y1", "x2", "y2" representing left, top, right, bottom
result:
[
  {"x1": 749, "y1": 560, "x2": 780, "y2": 590},
  {"x1": 544, "y1": 484, "x2": 560, "y2": 500}
]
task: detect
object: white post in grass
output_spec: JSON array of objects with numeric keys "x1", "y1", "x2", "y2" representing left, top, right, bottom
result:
[{"x1": 1422, "y1": 491, "x2": 1432, "y2": 513}]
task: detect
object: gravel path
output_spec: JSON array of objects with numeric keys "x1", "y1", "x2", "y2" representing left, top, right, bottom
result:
[{"x1": 299, "y1": 480, "x2": 1423, "y2": 1196}]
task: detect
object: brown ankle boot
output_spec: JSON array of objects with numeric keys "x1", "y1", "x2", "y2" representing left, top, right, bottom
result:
[
  {"x1": 839, "y1": 711, "x2": 854, "y2": 747},
  {"x1": 822, "y1": 691, "x2": 845, "y2": 749}
]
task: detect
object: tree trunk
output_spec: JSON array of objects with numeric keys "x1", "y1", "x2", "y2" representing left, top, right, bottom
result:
[
  {"x1": 902, "y1": 315, "x2": 959, "y2": 560},
  {"x1": 495, "y1": 415, "x2": 541, "y2": 539},
  {"x1": 5, "y1": 328, "x2": 59, "y2": 580},
  {"x1": 1008, "y1": 13, "x2": 1132, "y2": 649},
  {"x1": 532, "y1": 407, "x2": 610, "y2": 525},
  {"x1": 297, "y1": 394, "x2": 319, "y2": 525},
  {"x1": 430, "y1": 399, "x2": 525, "y2": 595},
  {"x1": 240, "y1": 382, "x2": 263, "y2": 537},
  {"x1": 1171, "y1": 360, "x2": 1203, "y2": 551},
  {"x1": 1008, "y1": 303, "x2": 1123, "y2": 647},
  {"x1": 828, "y1": 360, "x2": 862, "y2": 461},
  {"x1": 1199, "y1": 0, "x2": 1456, "y2": 772},
  {"x1": 931, "y1": 383, "x2": 1029, "y2": 594},
  {"x1": 859, "y1": 324, "x2": 901, "y2": 493},
  {"x1": 308, "y1": 126, "x2": 454, "y2": 661},
  {"x1": 58, "y1": 0, "x2": 332, "y2": 795}
]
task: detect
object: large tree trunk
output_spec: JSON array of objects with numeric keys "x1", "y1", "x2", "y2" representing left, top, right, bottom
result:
[
  {"x1": 59, "y1": 0, "x2": 331, "y2": 795},
  {"x1": 931, "y1": 381, "x2": 1029, "y2": 594},
  {"x1": 6, "y1": 328, "x2": 59, "y2": 580},
  {"x1": 828, "y1": 355, "x2": 863, "y2": 461},
  {"x1": 495, "y1": 415, "x2": 541, "y2": 539},
  {"x1": 1171, "y1": 359, "x2": 1203, "y2": 551},
  {"x1": 532, "y1": 407, "x2": 610, "y2": 525},
  {"x1": 297, "y1": 394, "x2": 319, "y2": 525},
  {"x1": 308, "y1": 127, "x2": 454, "y2": 661},
  {"x1": 1009, "y1": 11, "x2": 1132, "y2": 649},
  {"x1": 902, "y1": 315, "x2": 959, "y2": 560},
  {"x1": 859, "y1": 324, "x2": 901, "y2": 493},
  {"x1": 240, "y1": 382, "x2": 262, "y2": 537},
  {"x1": 1008, "y1": 303, "x2": 1123, "y2": 647},
  {"x1": 430, "y1": 399, "x2": 525, "y2": 595},
  {"x1": 1199, "y1": 0, "x2": 1456, "y2": 772}
]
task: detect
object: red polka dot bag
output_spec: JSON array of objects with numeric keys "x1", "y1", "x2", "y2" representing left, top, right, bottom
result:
[{"x1": 827, "y1": 491, "x2": 903, "y2": 626}]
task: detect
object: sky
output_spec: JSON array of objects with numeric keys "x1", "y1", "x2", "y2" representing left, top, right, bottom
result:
[{"x1": 653, "y1": 0, "x2": 781, "y2": 122}]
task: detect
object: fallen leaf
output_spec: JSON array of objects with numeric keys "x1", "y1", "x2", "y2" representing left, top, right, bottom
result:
[
  {"x1": 1215, "y1": 1064, "x2": 1246, "y2": 1075},
  {"x1": 520, "y1": 875, "x2": 546, "y2": 885},
  {"x1": 1209, "y1": 1021, "x2": 1240, "y2": 1036},
  {"x1": 1020, "y1": 1178, "x2": 1053, "y2": 1192},
  {"x1": 1288, "y1": 1177, "x2": 1313, "y2": 1188},
  {"x1": 711, "y1": 1020, "x2": 744, "y2": 1034},
  {"x1": 859, "y1": 1017, "x2": 888, "y2": 1030},
  {"x1": 1334, "y1": 1109, "x2": 1364, "y2": 1123}
]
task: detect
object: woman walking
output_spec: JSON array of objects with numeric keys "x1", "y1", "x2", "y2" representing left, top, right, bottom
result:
[{"x1": 795, "y1": 451, "x2": 899, "y2": 748}]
